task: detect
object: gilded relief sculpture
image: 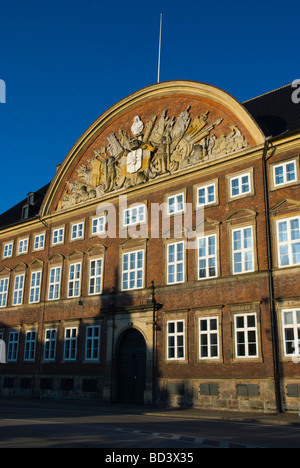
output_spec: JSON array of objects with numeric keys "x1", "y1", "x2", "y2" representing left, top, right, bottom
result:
[{"x1": 61, "y1": 107, "x2": 249, "y2": 210}]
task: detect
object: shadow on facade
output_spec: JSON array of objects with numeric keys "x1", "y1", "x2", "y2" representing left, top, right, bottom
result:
[{"x1": 0, "y1": 263, "x2": 196, "y2": 409}]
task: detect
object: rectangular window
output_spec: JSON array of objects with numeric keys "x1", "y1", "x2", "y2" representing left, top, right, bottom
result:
[
  {"x1": 18, "y1": 238, "x2": 28, "y2": 254},
  {"x1": 273, "y1": 161, "x2": 297, "y2": 187},
  {"x1": 230, "y1": 173, "x2": 251, "y2": 198},
  {"x1": 92, "y1": 216, "x2": 106, "y2": 235},
  {"x1": 44, "y1": 329, "x2": 57, "y2": 361},
  {"x1": 64, "y1": 328, "x2": 77, "y2": 361},
  {"x1": 52, "y1": 228, "x2": 64, "y2": 245},
  {"x1": 167, "y1": 320, "x2": 185, "y2": 360},
  {"x1": 85, "y1": 326, "x2": 101, "y2": 361},
  {"x1": 235, "y1": 313, "x2": 258, "y2": 358},
  {"x1": 198, "y1": 234, "x2": 217, "y2": 279},
  {"x1": 282, "y1": 309, "x2": 300, "y2": 356},
  {"x1": 13, "y1": 274, "x2": 25, "y2": 306},
  {"x1": 48, "y1": 267, "x2": 61, "y2": 301},
  {"x1": 199, "y1": 317, "x2": 219, "y2": 359},
  {"x1": 68, "y1": 263, "x2": 81, "y2": 298},
  {"x1": 34, "y1": 234, "x2": 45, "y2": 251},
  {"x1": 7, "y1": 331, "x2": 19, "y2": 362},
  {"x1": 124, "y1": 205, "x2": 146, "y2": 226},
  {"x1": 122, "y1": 250, "x2": 144, "y2": 291},
  {"x1": 167, "y1": 241, "x2": 184, "y2": 284},
  {"x1": 89, "y1": 259, "x2": 103, "y2": 295},
  {"x1": 0, "y1": 278, "x2": 9, "y2": 308},
  {"x1": 71, "y1": 222, "x2": 84, "y2": 240},
  {"x1": 197, "y1": 184, "x2": 216, "y2": 206},
  {"x1": 3, "y1": 243, "x2": 13, "y2": 258},
  {"x1": 29, "y1": 271, "x2": 42, "y2": 304},
  {"x1": 24, "y1": 330, "x2": 37, "y2": 361},
  {"x1": 277, "y1": 217, "x2": 300, "y2": 268},
  {"x1": 167, "y1": 193, "x2": 184, "y2": 215},
  {"x1": 232, "y1": 226, "x2": 254, "y2": 274}
]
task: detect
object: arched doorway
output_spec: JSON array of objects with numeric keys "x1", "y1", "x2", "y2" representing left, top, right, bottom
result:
[{"x1": 117, "y1": 328, "x2": 147, "y2": 404}]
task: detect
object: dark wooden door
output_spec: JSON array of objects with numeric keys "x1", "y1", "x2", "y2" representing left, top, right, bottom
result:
[{"x1": 117, "y1": 329, "x2": 146, "y2": 404}]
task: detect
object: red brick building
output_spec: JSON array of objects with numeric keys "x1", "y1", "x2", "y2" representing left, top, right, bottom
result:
[{"x1": 0, "y1": 81, "x2": 299, "y2": 413}]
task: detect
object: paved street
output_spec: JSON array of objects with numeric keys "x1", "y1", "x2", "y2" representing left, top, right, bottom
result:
[{"x1": 0, "y1": 400, "x2": 300, "y2": 449}]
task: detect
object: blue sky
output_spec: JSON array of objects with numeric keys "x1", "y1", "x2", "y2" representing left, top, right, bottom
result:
[{"x1": 0, "y1": 0, "x2": 299, "y2": 214}]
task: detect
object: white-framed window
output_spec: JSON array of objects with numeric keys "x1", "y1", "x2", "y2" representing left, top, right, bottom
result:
[
  {"x1": 64, "y1": 327, "x2": 77, "y2": 361},
  {"x1": 34, "y1": 234, "x2": 45, "y2": 251},
  {"x1": 18, "y1": 238, "x2": 28, "y2": 254},
  {"x1": 232, "y1": 226, "x2": 254, "y2": 274},
  {"x1": 48, "y1": 267, "x2": 61, "y2": 301},
  {"x1": 122, "y1": 250, "x2": 144, "y2": 291},
  {"x1": 92, "y1": 216, "x2": 106, "y2": 235},
  {"x1": 12, "y1": 274, "x2": 25, "y2": 306},
  {"x1": 198, "y1": 234, "x2": 217, "y2": 280},
  {"x1": 44, "y1": 329, "x2": 57, "y2": 361},
  {"x1": 197, "y1": 184, "x2": 216, "y2": 207},
  {"x1": 89, "y1": 258, "x2": 103, "y2": 295},
  {"x1": 234, "y1": 313, "x2": 258, "y2": 358},
  {"x1": 167, "y1": 241, "x2": 184, "y2": 284},
  {"x1": 124, "y1": 204, "x2": 146, "y2": 226},
  {"x1": 230, "y1": 172, "x2": 251, "y2": 198},
  {"x1": 167, "y1": 320, "x2": 185, "y2": 360},
  {"x1": 71, "y1": 222, "x2": 84, "y2": 240},
  {"x1": 0, "y1": 278, "x2": 9, "y2": 308},
  {"x1": 24, "y1": 330, "x2": 37, "y2": 361},
  {"x1": 3, "y1": 242, "x2": 13, "y2": 258},
  {"x1": 277, "y1": 216, "x2": 300, "y2": 268},
  {"x1": 85, "y1": 325, "x2": 101, "y2": 361},
  {"x1": 273, "y1": 160, "x2": 297, "y2": 187},
  {"x1": 282, "y1": 309, "x2": 300, "y2": 356},
  {"x1": 68, "y1": 263, "x2": 81, "y2": 298},
  {"x1": 7, "y1": 331, "x2": 19, "y2": 362},
  {"x1": 199, "y1": 317, "x2": 219, "y2": 359},
  {"x1": 52, "y1": 227, "x2": 64, "y2": 245},
  {"x1": 167, "y1": 193, "x2": 184, "y2": 215},
  {"x1": 29, "y1": 271, "x2": 42, "y2": 304}
]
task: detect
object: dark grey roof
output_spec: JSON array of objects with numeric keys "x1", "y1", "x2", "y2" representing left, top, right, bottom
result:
[
  {"x1": 0, "y1": 183, "x2": 50, "y2": 230},
  {"x1": 243, "y1": 83, "x2": 300, "y2": 137}
]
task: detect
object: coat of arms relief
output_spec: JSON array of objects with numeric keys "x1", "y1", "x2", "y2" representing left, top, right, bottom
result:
[{"x1": 61, "y1": 107, "x2": 249, "y2": 210}]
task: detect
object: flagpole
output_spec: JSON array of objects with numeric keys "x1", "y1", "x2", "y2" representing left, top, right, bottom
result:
[{"x1": 157, "y1": 12, "x2": 163, "y2": 83}]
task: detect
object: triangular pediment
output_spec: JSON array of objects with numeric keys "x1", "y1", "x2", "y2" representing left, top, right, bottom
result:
[{"x1": 270, "y1": 198, "x2": 300, "y2": 216}]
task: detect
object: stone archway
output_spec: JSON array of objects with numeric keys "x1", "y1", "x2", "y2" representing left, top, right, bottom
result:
[{"x1": 117, "y1": 328, "x2": 147, "y2": 404}]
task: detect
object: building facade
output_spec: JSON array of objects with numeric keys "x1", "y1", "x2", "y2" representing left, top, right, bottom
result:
[{"x1": 0, "y1": 81, "x2": 299, "y2": 413}]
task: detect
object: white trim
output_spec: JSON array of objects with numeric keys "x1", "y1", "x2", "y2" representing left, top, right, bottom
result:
[
  {"x1": 277, "y1": 216, "x2": 300, "y2": 268},
  {"x1": 230, "y1": 172, "x2": 251, "y2": 198},
  {"x1": 64, "y1": 327, "x2": 78, "y2": 361},
  {"x1": 48, "y1": 266, "x2": 62, "y2": 301},
  {"x1": 0, "y1": 277, "x2": 9, "y2": 308},
  {"x1": 167, "y1": 319, "x2": 185, "y2": 360},
  {"x1": 67, "y1": 262, "x2": 82, "y2": 298},
  {"x1": 89, "y1": 258, "x2": 103, "y2": 295},
  {"x1": 232, "y1": 226, "x2": 254, "y2": 274},
  {"x1": 121, "y1": 250, "x2": 144, "y2": 291},
  {"x1": 273, "y1": 160, "x2": 297, "y2": 187},
  {"x1": 234, "y1": 313, "x2": 258, "y2": 358},
  {"x1": 199, "y1": 316, "x2": 220, "y2": 360},
  {"x1": 12, "y1": 274, "x2": 25, "y2": 306},
  {"x1": 71, "y1": 222, "x2": 84, "y2": 240},
  {"x1": 167, "y1": 192, "x2": 184, "y2": 215},
  {"x1": 197, "y1": 183, "x2": 216, "y2": 207},
  {"x1": 167, "y1": 241, "x2": 185, "y2": 285},
  {"x1": 198, "y1": 234, "x2": 218, "y2": 280}
]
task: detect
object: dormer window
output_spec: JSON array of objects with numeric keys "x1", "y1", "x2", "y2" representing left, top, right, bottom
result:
[
  {"x1": 22, "y1": 205, "x2": 29, "y2": 220},
  {"x1": 27, "y1": 192, "x2": 35, "y2": 205}
]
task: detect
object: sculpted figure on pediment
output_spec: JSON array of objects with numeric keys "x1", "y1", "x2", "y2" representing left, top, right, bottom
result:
[{"x1": 60, "y1": 107, "x2": 250, "y2": 210}]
